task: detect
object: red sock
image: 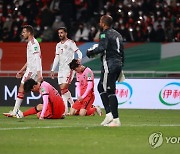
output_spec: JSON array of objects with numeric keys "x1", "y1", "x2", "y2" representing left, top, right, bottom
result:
[
  {"x1": 86, "y1": 107, "x2": 96, "y2": 116},
  {"x1": 23, "y1": 107, "x2": 38, "y2": 117}
]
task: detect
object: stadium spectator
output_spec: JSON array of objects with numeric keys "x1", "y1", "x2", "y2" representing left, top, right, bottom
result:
[
  {"x1": 50, "y1": 27, "x2": 82, "y2": 115},
  {"x1": 0, "y1": 0, "x2": 179, "y2": 42},
  {"x1": 74, "y1": 23, "x2": 90, "y2": 42},
  {"x1": 40, "y1": 26, "x2": 54, "y2": 42},
  {"x1": 69, "y1": 59, "x2": 102, "y2": 116},
  {"x1": 86, "y1": 15, "x2": 124, "y2": 127}
]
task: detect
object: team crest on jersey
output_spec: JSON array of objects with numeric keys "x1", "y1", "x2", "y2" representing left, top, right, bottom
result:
[
  {"x1": 100, "y1": 34, "x2": 105, "y2": 39},
  {"x1": 34, "y1": 46, "x2": 38, "y2": 51},
  {"x1": 41, "y1": 88, "x2": 46, "y2": 93},
  {"x1": 87, "y1": 72, "x2": 92, "y2": 80}
]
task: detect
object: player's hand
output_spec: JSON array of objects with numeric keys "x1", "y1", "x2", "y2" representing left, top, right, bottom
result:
[
  {"x1": 39, "y1": 117, "x2": 44, "y2": 120},
  {"x1": 77, "y1": 96, "x2": 83, "y2": 102},
  {"x1": 16, "y1": 71, "x2": 23, "y2": 78},
  {"x1": 77, "y1": 58, "x2": 81, "y2": 64},
  {"x1": 50, "y1": 71, "x2": 55, "y2": 79},
  {"x1": 37, "y1": 76, "x2": 43, "y2": 82},
  {"x1": 86, "y1": 50, "x2": 94, "y2": 58},
  {"x1": 37, "y1": 71, "x2": 43, "y2": 82}
]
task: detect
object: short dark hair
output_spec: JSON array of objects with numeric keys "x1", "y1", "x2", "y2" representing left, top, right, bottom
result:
[
  {"x1": 58, "y1": 27, "x2": 67, "y2": 33},
  {"x1": 22, "y1": 25, "x2": 34, "y2": 35},
  {"x1": 24, "y1": 79, "x2": 37, "y2": 93},
  {"x1": 101, "y1": 15, "x2": 113, "y2": 27},
  {"x1": 69, "y1": 59, "x2": 80, "y2": 70}
]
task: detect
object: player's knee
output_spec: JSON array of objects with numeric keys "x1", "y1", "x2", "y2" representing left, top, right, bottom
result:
[
  {"x1": 79, "y1": 109, "x2": 86, "y2": 116},
  {"x1": 97, "y1": 82, "x2": 104, "y2": 93}
]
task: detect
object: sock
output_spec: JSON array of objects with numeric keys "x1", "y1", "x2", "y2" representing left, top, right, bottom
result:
[
  {"x1": 109, "y1": 94, "x2": 119, "y2": 119},
  {"x1": 100, "y1": 92, "x2": 111, "y2": 114},
  {"x1": 86, "y1": 107, "x2": 96, "y2": 116},
  {"x1": 106, "y1": 112, "x2": 113, "y2": 117},
  {"x1": 62, "y1": 94, "x2": 68, "y2": 114},
  {"x1": 66, "y1": 91, "x2": 74, "y2": 106},
  {"x1": 23, "y1": 107, "x2": 38, "y2": 117},
  {"x1": 13, "y1": 92, "x2": 24, "y2": 112}
]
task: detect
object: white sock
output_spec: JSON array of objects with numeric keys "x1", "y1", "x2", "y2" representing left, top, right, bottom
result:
[
  {"x1": 64, "y1": 91, "x2": 74, "y2": 106},
  {"x1": 62, "y1": 95, "x2": 68, "y2": 114},
  {"x1": 13, "y1": 98, "x2": 23, "y2": 112},
  {"x1": 106, "y1": 112, "x2": 113, "y2": 117}
]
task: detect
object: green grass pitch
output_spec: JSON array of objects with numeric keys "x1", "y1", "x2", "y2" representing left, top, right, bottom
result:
[{"x1": 0, "y1": 107, "x2": 179, "y2": 154}]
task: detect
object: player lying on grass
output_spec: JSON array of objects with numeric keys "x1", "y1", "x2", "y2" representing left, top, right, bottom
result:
[
  {"x1": 69, "y1": 59, "x2": 102, "y2": 116},
  {"x1": 15, "y1": 79, "x2": 65, "y2": 119}
]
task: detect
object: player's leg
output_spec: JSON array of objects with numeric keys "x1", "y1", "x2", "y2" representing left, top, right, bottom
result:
[
  {"x1": 58, "y1": 70, "x2": 74, "y2": 115},
  {"x1": 60, "y1": 83, "x2": 72, "y2": 114},
  {"x1": 70, "y1": 100, "x2": 81, "y2": 115},
  {"x1": 10, "y1": 71, "x2": 30, "y2": 116},
  {"x1": 98, "y1": 72, "x2": 113, "y2": 125},
  {"x1": 9, "y1": 72, "x2": 36, "y2": 116},
  {"x1": 105, "y1": 69, "x2": 121, "y2": 127},
  {"x1": 83, "y1": 94, "x2": 96, "y2": 116},
  {"x1": 23, "y1": 104, "x2": 42, "y2": 117},
  {"x1": 50, "y1": 96, "x2": 65, "y2": 119},
  {"x1": 12, "y1": 83, "x2": 24, "y2": 114}
]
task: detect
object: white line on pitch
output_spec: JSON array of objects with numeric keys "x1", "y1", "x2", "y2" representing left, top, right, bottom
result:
[{"x1": 0, "y1": 124, "x2": 180, "y2": 130}]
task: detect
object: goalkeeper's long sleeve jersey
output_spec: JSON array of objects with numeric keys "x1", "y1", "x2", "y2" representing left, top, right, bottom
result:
[{"x1": 90, "y1": 28, "x2": 124, "y2": 73}]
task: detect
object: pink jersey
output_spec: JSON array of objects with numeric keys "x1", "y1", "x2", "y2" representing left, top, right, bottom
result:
[
  {"x1": 39, "y1": 81, "x2": 60, "y2": 118},
  {"x1": 76, "y1": 67, "x2": 94, "y2": 98}
]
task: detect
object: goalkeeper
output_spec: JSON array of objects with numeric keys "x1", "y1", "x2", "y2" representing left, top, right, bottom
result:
[{"x1": 86, "y1": 15, "x2": 124, "y2": 127}]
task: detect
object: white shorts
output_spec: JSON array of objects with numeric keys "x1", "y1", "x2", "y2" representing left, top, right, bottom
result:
[
  {"x1": 21, "y1": 70, "x2": 38, "y2": 84},
  {"x1": 57, "y1": 70, "x2": 75, "y2": 85}
]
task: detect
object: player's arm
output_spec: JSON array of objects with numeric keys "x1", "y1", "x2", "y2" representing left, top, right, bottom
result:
[
  {"x1": 16, "y1": 63, "x2": 27, "y2": 78},
  {"x1": 51, "y1": 45, "x2": 59, "y2": 79},
  {"x1": 76, "y1": 49, "x2": 82, "y2": 61},
  {"x1": 32, "y1": 43, "x2": 43, "y2": 81},
  {"x1": 76, "y1": 79, "x2": 81, "y2": 98},
  {"x1": 86, "y1": 33, "x2": 108, "y2": 57},
  {"x1": 71, "y1": 41, "x2": 82, "y2": 61},
  {"x1": 51, "y1": 54, "x2": 59, "y2": 79},
  {"x1": 79, "y1": 70, "x2": 94, "y2": 100},
  {"x1": 34, "y1": 53, "x2": 42, "y2": 81},
  {"x1": 39, "y1": 94, "x2": 49, "y2": 119}
]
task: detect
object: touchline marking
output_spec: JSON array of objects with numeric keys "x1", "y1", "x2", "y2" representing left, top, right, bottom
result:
[{"x1": 0, "y1": 124, "x2": 180, "y2": 130}]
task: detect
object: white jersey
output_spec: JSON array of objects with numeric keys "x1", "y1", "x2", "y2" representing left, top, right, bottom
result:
[
  {"x1": 51, "y1": 39, "x2": 82, "y2": 72},
  {"x1": 26, "y1": 38, "x2": 42, "y2": 73}
]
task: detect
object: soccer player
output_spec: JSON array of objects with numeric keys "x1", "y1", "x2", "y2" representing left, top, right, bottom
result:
[
  {"x1": 3, "y1": 25, "x2": 43, "y2": 117},
  {"x1": 51, "y1": 27, "x2": 82, "y2": 115},
  {"x1": 69, "y1": 59, "x2": 102, "y2": 116},
  {"x1": 86, "y1": 15, "x2": 124, "y2": 127},
  {"x1": 15, "y1": 79, "x2": 65, "y2": 119}
]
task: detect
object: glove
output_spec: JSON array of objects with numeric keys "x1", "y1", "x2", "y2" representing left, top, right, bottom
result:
[
  {"x1": 86, "y1": 50, "x2": 93, "y2": 58},
  {"x1": 86, "y1": 44, "x2": 98, "y2": 58}
]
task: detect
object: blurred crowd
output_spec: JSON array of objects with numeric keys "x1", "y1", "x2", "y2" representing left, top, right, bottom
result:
[{"x1": 0, "y1": 0, "x2": 179, "y2": 42}]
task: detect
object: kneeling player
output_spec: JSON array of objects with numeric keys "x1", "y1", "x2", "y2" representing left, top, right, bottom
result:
[
  {"x1": 16, "y1": 79, "x2": 65, "y2": 119},
  {"x1": 69, "y1": 59, "x2": 102, "y2": 116}
]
